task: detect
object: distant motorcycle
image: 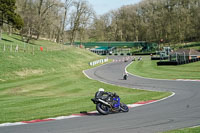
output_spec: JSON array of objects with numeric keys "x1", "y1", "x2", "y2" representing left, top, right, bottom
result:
[
  {"x1": 91, "y1": 92, "x2": 129, "y2": 115},
  {"x1": 123, "y1": 74, "x2": 127, "y2": 80},
  {"x1": 123, "y1": 73, "x2": 128, "y2": 80}
]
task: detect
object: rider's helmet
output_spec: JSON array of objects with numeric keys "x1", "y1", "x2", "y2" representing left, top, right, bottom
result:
[{"x1": 99, "y1": 88, "x2": 104, "y2": 92}]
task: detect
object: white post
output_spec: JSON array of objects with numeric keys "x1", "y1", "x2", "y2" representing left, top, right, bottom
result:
[
  {"x1": 10, "y1": 44, "x2": 12, "y2": 52},
  {"x1": 32, "y1": 46, "x2": 34, "y2": 55},
  {"x1": 183, "y1": 52, "x2": 186, "y2": 62},
  {"x1": 3, "y1": 44, "x2": 5, "y2": 52},
  {"x1": 24, "y1": 42, "x2": 26, "y2": 52},
  {"x1": 15, "y1": 45, "x2": 19, "y2": 52}
]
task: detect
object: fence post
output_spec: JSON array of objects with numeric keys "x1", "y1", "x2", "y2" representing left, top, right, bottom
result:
[
  {"x1": 3, "y1": 44, "x2": 6, "y2": 52},
  {"x1": 24, "y1": 42, "x2": 26, "y2": 52},
  {"x1": 15, "y1": 45, "x2": 19, "y2": 52},
  {"x1": 183, "y1": 52, "x2": 186, "y2": 63},
  {"x1": 10, "y1": 44, "x2": 13, "y2": 52},
  {"x1": 32, "y1": 45, "x2": 34, "y2": 55},
  {"x1": 27, "y1": 45, "x2": 29, "y2": 52}
]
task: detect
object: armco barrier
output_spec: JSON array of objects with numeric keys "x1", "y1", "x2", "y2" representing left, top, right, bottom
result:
[
  {"x1": 157, "y1": 57, "x2": 200, "y2": 66},
  {"x1": 89, "y1": 58, "x2": 108, "y2": 66}
]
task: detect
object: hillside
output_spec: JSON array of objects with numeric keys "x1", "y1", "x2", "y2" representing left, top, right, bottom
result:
[
  {"x1": 0, "y1": 34, "x2": 106, "y2": 122},
  {"x1": 0, "y1": 46, "x2": 100, "y2": 81},
  {"x1": 0, "y1": 33, "x2": 170, "y2": 123}
]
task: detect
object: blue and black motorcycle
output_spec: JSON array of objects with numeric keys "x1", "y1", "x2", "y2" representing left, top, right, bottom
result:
[{"x1": 91, "y1": 92, "x2": 129, "y2": 115}]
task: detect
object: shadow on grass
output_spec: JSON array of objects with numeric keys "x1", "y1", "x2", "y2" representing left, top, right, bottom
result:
[
  {"x1": 181, "y1": 43, "x2": 200, "y2": 48},
  {"x1": 2, "y1": 38, "x2": 13, "y2": 43},
  {"x1": 10, "y1": 36, "x2": 23, "y2": 42},
  {"x1": 10, "y1": 36, "x2": 37, "y2": 45}
]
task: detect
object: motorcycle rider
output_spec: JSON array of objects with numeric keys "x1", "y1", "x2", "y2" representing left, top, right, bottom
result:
[
  {"x1": 92, "y1": 88, "x2": 129, "y2": 114},
  {"x1": 123, "y1": 72, "x2": 128, "y2": 80},
  {"x1": 95, "y1": 88, "x2": 118, "y2": 99}
]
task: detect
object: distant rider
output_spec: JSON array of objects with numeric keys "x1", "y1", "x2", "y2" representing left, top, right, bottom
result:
[{"x1": 123, "y1": 72, "x2": 128, "y2": 80}]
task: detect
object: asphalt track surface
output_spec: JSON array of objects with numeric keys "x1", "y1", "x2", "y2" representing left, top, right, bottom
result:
[{"x1": 1, "y1": 56, "x2": 200, "y2": 133}]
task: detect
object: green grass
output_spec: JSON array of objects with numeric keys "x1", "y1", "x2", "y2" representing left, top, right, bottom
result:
[
  {"x1": 175, "y1": 42, "x2": 200, "y2": 51},
  {"x1": 161, "y1": 42, "x2": 200, "y2": 51},
  {"x1": 127, "y1": 56, "x2": 200, "y2": 79},
  {"x1": 163, "y1": 126, "x2": 200, "y2": 133},
  {"x1": 0, "y1": 33, "x2": 66, "y2": 53},
  {"x1": 0, "y1": 33, "x2": 171, "y2": 123}
]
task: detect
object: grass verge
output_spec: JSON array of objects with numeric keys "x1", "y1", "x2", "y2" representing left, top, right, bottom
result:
[
  {"x1": 127, "y1": 56, "x2": 200, "y2": 80},
  {"x1": 163, "y1": 126, "x2": 200, "y2": 133}
]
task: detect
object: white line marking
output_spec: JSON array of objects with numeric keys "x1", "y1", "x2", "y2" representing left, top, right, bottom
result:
[
  {"x1": 127, "y1": 104, "x2": 143, "y2": 108},
  {"x1": 0, "y1": 122, "x2": 26, "y2": 127},
  {"x1": 50, "y1": 115, "x2": 81, "y2": 120}
]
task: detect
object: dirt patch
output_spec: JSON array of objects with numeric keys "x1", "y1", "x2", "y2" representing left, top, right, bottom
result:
[
  {"x1": 15, "y1": 69, "x2": 43, "y2": 77},
  {"x1": 7, "y1": 87, "x2": 23, "y2": 95},
  {"x1": 0, "y1": 79, "x2": 6, "y2": 82}
]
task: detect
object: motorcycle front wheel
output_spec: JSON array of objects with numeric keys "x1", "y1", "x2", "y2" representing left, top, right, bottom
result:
[
  {"x1": 96, "y1": 103, "x2": 110, "y2": 115},
  {"x1": 120, "y1": 103, "x2": 129, "y2": 112}
]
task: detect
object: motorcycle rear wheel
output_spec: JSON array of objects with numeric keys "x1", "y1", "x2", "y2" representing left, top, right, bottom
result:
[{"x1": 96, "y1": 103, "x2": 110, "y2": 115}]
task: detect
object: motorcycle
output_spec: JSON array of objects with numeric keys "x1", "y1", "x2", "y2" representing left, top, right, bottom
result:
[
  {"x1": 123, "y1": 74, "x2": 127, "y2": 80},
  {"x1": 91, "y1": 92, "x2": 129, "y2": 115}
]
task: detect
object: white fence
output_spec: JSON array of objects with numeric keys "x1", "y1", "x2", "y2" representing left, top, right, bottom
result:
[
  {"x1": 0, "y1": 43, "x2": 70, "y2": 54},
  {"x1": 89, "y1": 58, "x2": 108, "y2": 66}
]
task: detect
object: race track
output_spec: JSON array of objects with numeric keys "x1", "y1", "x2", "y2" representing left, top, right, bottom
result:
[{"x1": 1, "y1": 56, "x2": 200, "y2": 133}]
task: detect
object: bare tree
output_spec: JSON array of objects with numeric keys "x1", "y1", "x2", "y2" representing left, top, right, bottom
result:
[
  {"x1": 69, "y1": 0, "x2": 94, "y2": 45},
  {"x1": 15, "y1": 0, "x2": 200, "y2": 44},
  {"x1": 59, "y1": 0, "x2": 73, "y2": 43},
  {"x1": 89, "y1": 0, "x2": 200, "y2": 44},
  {"x1": 35, "y1": 0, "x2": 59, "y2": 40},
  {"x1": 16, "y1": 0, "x2": 63, "y2": 43}
]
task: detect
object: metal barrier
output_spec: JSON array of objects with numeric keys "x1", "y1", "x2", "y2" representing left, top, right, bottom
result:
[{"x1": 89, "y1": 58, "x2": 108, "y2": 66}]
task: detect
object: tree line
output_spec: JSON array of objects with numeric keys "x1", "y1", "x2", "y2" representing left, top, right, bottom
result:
[
  {"x1": 91, "y1": 0, "x2": 200, "y2": 44},
  {"x1": 0, "y1": 0, "x2": 23, "y2": 40},
  {"x1": 1, "y1": 0, "x2": 200, "y2": 45},
  {"x1": 1, "y1": 0, "x2": 94, "y2": 44}
]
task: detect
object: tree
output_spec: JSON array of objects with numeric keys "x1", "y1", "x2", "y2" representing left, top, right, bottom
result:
[
  {"x1": 60, "y1": 0, "x2": 73, "y2": 43},
  {"x1": 0, "y1": 0, "x2": 23, "y2": 40},
  {"x1": 89, "y1": 0, "x2": 200, "y2": 44},
  {"x1": 17, "y1": 0, "x2": 63, "y2": 43},
  {"x1": 69, "y1": 0, "x2": 94, "y2": 45},
  {"x1": 12, "y1": 0, "x2": 200, "y2": 44},
  {"x1": 35, "y1": 0, "x2": 59, "y2": 40}
]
